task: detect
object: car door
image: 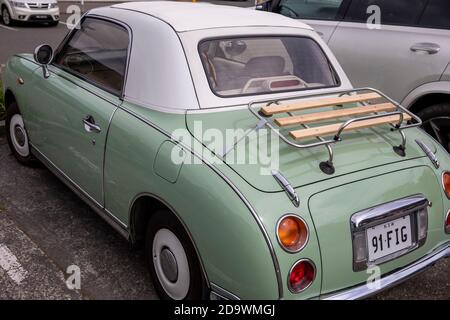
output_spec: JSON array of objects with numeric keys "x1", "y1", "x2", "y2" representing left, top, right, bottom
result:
[
  {"x1": 272, "y1": 0, "x2": 351, "y2": 42},
  {"x1": 328, "y1": 0, "x2": 450, "y2": 103},
  {"x1": 27, "y1": 17, "x2": 130, "y2": 205}
]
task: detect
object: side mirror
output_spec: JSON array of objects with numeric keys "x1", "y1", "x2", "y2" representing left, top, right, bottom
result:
[
  {"x1": 33, "y1": 44, "x2": 53, "y2": 79},
  {"x1": 255, "y1": 0, "x2": 272, "y2": 11}
]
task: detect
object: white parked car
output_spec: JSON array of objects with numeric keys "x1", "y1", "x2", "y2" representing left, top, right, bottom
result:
[
  {"x1": 261, "y1": 0, "x2": 450, "y2": 151},
  {"x1": 1, "y1": 0, "x2": 59, "y2": 26}
]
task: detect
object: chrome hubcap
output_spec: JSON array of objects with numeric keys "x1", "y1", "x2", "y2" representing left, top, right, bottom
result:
[
  {"x1": 14, "y1": 125, "x2": 26, "y2": 147},
  {"x1": 9, "y1": 114, "x2": 30, "y2": 157},
  {"x1": 152, "y1": 228, "x2": 190, "y2": 300},
  {"x1": 160, "y1": 247, "x2": 178, "y2": 283}
]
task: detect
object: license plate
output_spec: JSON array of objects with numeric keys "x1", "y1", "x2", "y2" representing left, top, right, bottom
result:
[
  {"x1": 366, "y1": 215, "x2": 412, "y2": 262},
  {"x1": 35, "y1": 15, "x2": 48, "y2": 19}
]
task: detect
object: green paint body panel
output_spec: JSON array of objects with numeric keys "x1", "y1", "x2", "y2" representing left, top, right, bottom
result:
[{"x1": 3, "y1": 54, "x2": 450, "y2": 299}]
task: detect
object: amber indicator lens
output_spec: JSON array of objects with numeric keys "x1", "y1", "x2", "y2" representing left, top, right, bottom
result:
[
  {"x1": 277, "y1": 215, "x2": 308, "y2": 252},
  {"x1": 443, "y1": 172, "x2": 450, "y2": 198},
  {"x1": 289, "y1": 260, "x2": 315, "y2": 293}
]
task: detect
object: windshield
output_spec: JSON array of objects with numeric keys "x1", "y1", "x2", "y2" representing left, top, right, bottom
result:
[{"x1": 199, "y1": 36, "x2": 339, "y2": 97}]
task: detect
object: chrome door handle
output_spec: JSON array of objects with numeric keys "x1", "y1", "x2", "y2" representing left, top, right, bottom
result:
[
  {"x1": 82, "y1": 115, "x2": 101, "y2": 133},
  {"x1": 410, "y1": 42, "x2": 440, "y2": 54}
]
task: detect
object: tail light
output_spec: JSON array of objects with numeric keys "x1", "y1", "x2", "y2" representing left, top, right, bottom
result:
[
  {"x1": 288, "y1": 259, "x2": 315, "y2": 293},
  {"x1": 442, "y1": 172, "x2": 450, "y2": 198},
  {"x1": 445, "y1": 210, "x2": 450, "y2": 234},
  {"x1": 277, "y1": 215, "x2": 309, "y2": 253}
]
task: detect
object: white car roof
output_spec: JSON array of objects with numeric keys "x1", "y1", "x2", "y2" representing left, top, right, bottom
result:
[{"x1": 110, "y1": 1, "x2": 312, "y2": 32}]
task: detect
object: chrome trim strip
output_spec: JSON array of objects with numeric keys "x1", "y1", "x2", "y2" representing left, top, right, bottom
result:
[
  {"x1": 118, "y1": 105, "x2": 284, "y2": 298},
  {"x1": 271, "y1": 170, "x2": 300, "y2": 207},
  {"x1": 30, "y1": 144, "x2": 129, "y2": 239},
  {"x1": 323, "y1": 242, "x2": 450, "y2": 300},
  {"x1": 416, "y1": 139, "x2": 439, "y2": 169},
  {"x1": 210, "y1": 283, "x2": 240, "y2": 300}
]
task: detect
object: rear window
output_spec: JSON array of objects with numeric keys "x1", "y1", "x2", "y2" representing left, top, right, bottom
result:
[{"x1": 198, "y1": 36, "x2": 339, "y2": 98}]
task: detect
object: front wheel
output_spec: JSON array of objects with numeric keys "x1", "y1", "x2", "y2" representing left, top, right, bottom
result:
[
  {"x1": 2, "y1": 7, "x2": 13, "y2": 26},
  {"x1": 5, "y1": 102, "x2": 36, "y2": 166},
  {"x1": 145, "y1": 210, "x2": 208, "y2": 300},
  {"x1": 417, "y1": 103, "x2": 450, "y2": 152}
]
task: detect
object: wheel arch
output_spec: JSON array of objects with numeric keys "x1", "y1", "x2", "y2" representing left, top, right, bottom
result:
[
  {"x1": 128, "y1": 192, "x2": 211, "y2": 289},
  {"x1": 402, "y1": 81, "x2": 450, "y2": 114},
  {"x1": 4, "y1": 89, "x2": 17, "y2": 110}
]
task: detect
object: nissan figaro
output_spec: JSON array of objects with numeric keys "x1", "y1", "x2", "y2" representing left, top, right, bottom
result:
[{"x1": 2, "y1": 2, "x2": 449, "y2": 300}]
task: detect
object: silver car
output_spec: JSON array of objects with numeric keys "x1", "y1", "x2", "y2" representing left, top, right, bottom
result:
[
  {"x1": 1, "y1": 0, "x2": 59, "y2": 26},
  {"x1": 260, "y1": 0, "x2": 450, "y2": 151}
]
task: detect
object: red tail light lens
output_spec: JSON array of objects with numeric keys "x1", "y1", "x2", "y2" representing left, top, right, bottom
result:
[
  {"x1": 288, "y1": 260, "x2": 315, "y2": 293},
  {"x1": 445, "y1": 211, "x2": 450, "y2": 234}
]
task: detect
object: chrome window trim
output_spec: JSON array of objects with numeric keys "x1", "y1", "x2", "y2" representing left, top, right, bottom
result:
[
  {"x1": 350, "y1": 194, "x2": 429, "y2": 271},
  {"x1": 276, "y1": 214, "x2": 309, "y2": 253},
  {"x1": 287, "y1": 259, "x2": 316, "y2": 294},
  {"x1": 51, "y1": 14, "x2": 133, "y2": 98}
]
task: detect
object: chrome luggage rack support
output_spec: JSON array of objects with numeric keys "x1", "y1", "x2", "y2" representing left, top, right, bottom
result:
[{"x1": 248, "y1": 87, "x2": 422, "y2": 174}]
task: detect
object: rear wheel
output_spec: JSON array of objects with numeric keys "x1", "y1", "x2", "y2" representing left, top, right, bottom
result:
[
  {"x1": 1, "y1": 7, "x2": 13, "y2": 26},
  {"x1": 145, "y1": 210, "x2": 207, "y2": 300},
  {"x1": 5, "y1": 102, "x2": 36, "y2": 166},
  {"x1": 417, "y1": 103, "x2": 450, "y2": 152}
]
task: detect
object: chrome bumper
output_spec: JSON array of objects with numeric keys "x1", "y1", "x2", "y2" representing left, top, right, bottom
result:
[{"x1": 323, "y1": 242, "x2": 450, "y2": 300}]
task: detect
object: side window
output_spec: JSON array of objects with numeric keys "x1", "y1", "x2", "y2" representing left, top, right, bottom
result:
[
  {"x1": 54, "y1": 18, "x2": 129, "y2": 94},
  {"x1": 345, "y1": 0, "x2": 427, "y2": 26},
  {"x1": 420, "y1": 0, "x2": 450, "y2": 30},
  {"x1": 276, "y1": 0, "x2": 345, "y2": 20}
]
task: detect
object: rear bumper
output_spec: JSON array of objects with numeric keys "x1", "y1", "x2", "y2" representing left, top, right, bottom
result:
[{"x1": 322, "y1": 242, "x2": 450, "y2": 300}]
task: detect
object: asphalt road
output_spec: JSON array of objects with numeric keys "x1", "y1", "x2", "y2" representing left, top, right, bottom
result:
[{"x1": 0, "y1": 0, "x2": 449, "y2": 300}]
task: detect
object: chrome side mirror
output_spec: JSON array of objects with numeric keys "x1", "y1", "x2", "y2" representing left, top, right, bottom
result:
[{"x1": 33, "y1": 44, "x2": 53, "y2": 79}]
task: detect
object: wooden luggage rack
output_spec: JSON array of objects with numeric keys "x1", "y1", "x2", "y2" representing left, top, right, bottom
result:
[{"x1": 248, "y1": 88, "x2": 422, "y2": 174}]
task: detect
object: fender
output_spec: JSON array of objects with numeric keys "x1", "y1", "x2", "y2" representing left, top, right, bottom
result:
[{"x1": 402, "y1": 81, "x2": 450, "y2": 109}]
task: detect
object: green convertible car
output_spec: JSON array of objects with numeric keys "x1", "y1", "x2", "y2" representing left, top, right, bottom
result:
[{"x1": 2, "y1": 2, "x2": 450, "y2": 300}]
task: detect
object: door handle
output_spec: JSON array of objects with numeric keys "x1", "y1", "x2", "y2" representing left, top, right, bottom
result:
[
  {"x1": 410, "y1": 42, "x2": 440, "y2": 54},
  {"x1": 82, "y1": 115, "x2": 101, "y2": 133}
]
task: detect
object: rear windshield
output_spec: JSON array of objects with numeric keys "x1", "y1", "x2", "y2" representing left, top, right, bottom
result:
[{"x1": 199, "y1": 36, "x2": 339, "y2": 97}]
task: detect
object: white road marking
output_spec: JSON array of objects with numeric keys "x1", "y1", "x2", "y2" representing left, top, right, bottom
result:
[
  {"x1": 0, "y1": 244, "x2": 28, "y2": 285},
  {"x1": 58, "y1": 21, "x2": 67, "y2": 25},
  {"x1": 0, "y1": 24, "x2": 18, "y2": 31}
]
